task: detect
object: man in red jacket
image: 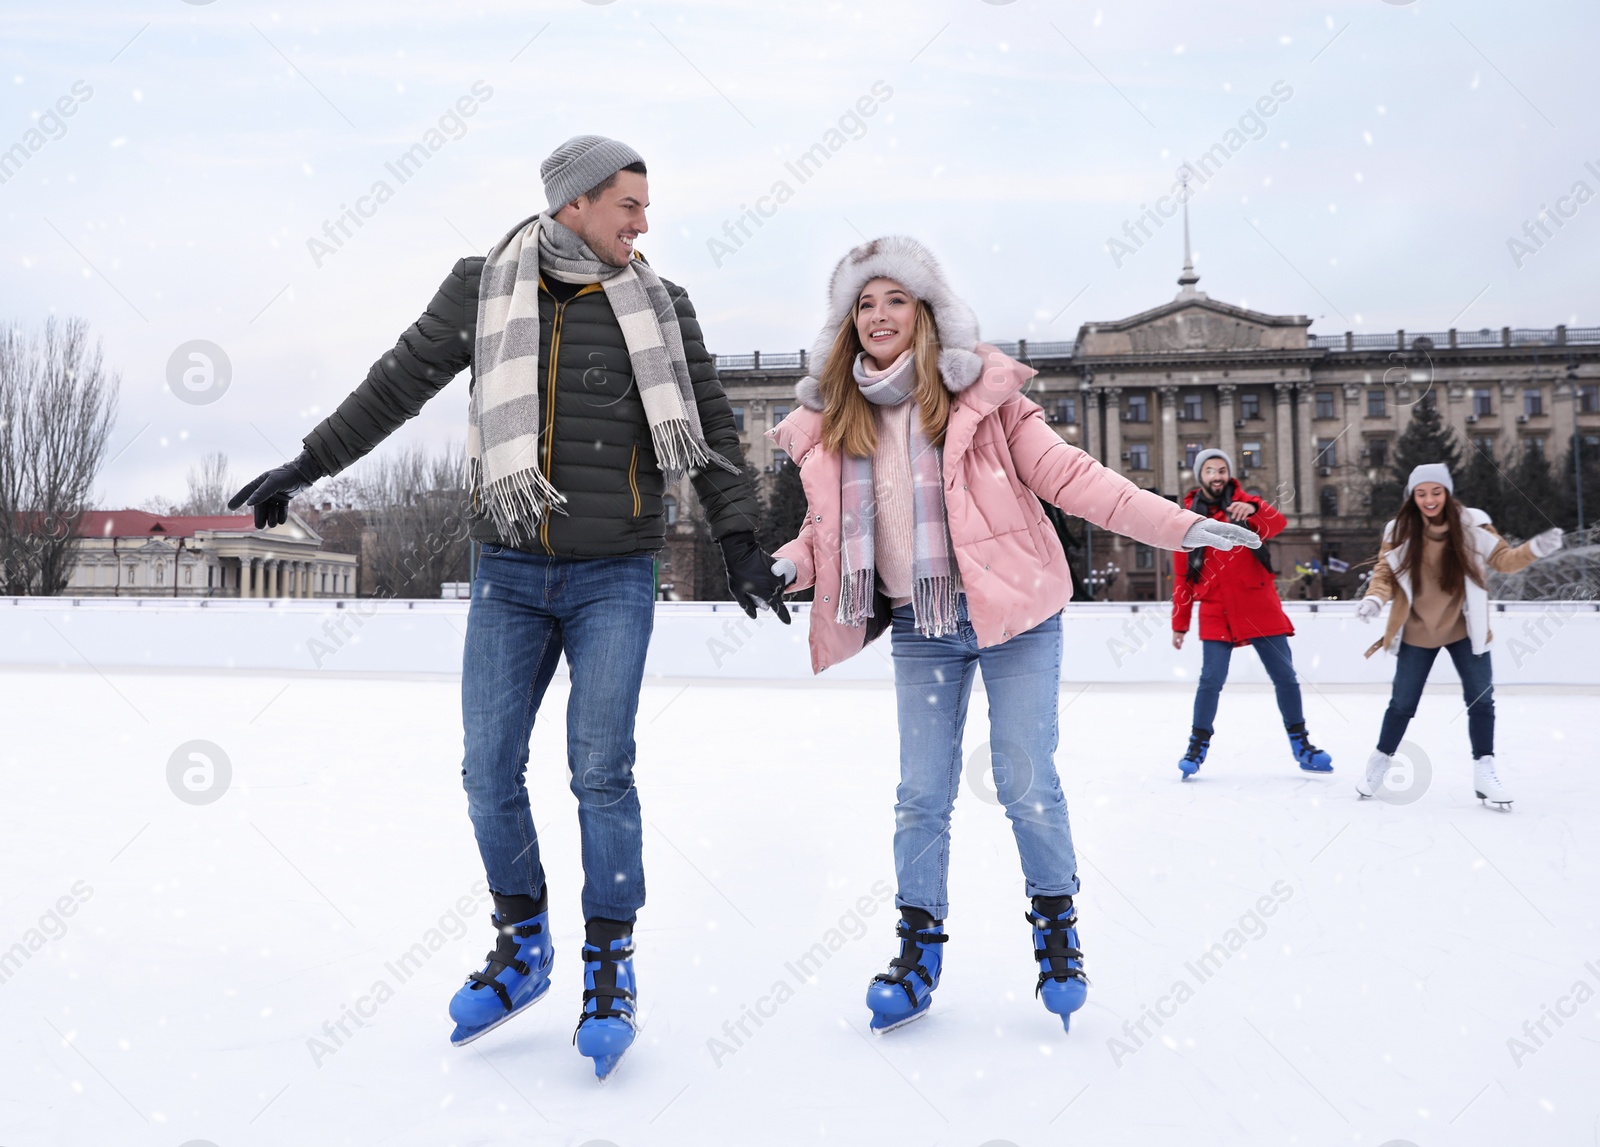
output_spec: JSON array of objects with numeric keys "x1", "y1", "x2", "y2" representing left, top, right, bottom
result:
[{"x1": 1170, "y1": 450, "x2": 1332, "y2": 778}]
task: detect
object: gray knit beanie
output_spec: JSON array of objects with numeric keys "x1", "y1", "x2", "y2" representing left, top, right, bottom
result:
[
  {"x1": 1405, "y1": 462, "x2": 1454, "y2": 496},
  {"x1": 541, "y1": 135, "x2": 646, "y2": 213},
  {"x1": 1191, "y1": 448, "x2": 1235, "y2": 477}
]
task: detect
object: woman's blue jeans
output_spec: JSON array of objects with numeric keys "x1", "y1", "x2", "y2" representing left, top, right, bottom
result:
[
  {"x1": 459, "y1": 546, "x2": 655, "y2": 922},
  {"x1": 1377, "y1": 637, "x2": 1495, "y2": 759},
  {"x1": 1191, "y1": 634, "x2": 1306, "y2": 733},
  {"x1": 888, "y1": 598, "x2": 1078, "y2": 919}
]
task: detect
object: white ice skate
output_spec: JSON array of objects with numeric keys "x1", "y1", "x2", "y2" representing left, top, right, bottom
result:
[
  {"x1": 1355, "y1": 749, "x2": 1392, "y2": 799},
  {"x1": 1473, "y1": 755, "x2": 1513, "y2": 809}
]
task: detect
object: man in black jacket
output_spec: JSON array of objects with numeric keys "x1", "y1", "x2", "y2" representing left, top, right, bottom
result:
[{"x1": 230, "y1": 135, "x2": 786, "y2": 1076}]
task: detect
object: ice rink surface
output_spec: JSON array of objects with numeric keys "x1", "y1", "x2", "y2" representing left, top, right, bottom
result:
[{"x1": 1, "y1": 666, "x2": 1595, "y2": 1147}]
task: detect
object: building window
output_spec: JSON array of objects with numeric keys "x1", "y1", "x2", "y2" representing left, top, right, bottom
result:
[
  {"x1": 1583, "y1": 434, "x2": 1600, "y2": 453},
  {"x1": 344, "y1": 573, "x2": 351, "y2": 593},
  {"x1": 1523, "y1": 389, "x2": 1543, "y2": 417},
  {"x1": 184, "y1": 566, "x2": 193, "y2": 585},
  {"x1": 1578, "y1": 384, "x2": 1600, "y2": 414},
  {"x1": 1473, "y1": 389, "x2": 1493, "y2": 416},
  {"x1": 1471, "y1": 435, "x2": 1496, "y2": 458},
  {"x1": 1367, "y1": 390, "x2": 1386, "y2": 417},
  {"x1": 1525, "y1": 436, "x2": 1545, "y2": 460},
  {"x1": 1241, "y1": 441, "x2": 1262, "y2": 469},
  {"x1": 1054, "y1": 396, "x2": 1077, "y2": 424},
  {"x1": 1367, "y1": 438, "x2": 1388, "y2": 468},
  {"x1": 1315, "y1": 438, "x2": 1338, "y2": 468},
  {"x1": 1134, "y1": 544, "x2": 1155, "y2": 570},
  {"x1": 1181, "y1": 392, "x2": 1203, "y2": 421},
  {"x1": 126, "y1": 564, "x2": 137, "y2": 585},
  {"x1": 663, "y1": 495, "x2": 678, "y2": 526},
  {"x1": 731, "y1": 405, "x2": 746, "y2": 432},
  {"x1": 1315, "y1": 391, "x2": 1336, "y2": 420},
  {"x1": 1320, "y1": 487, "x2": 1338, "y2": 517},
  {"x1": 1184, "y1": 442, "x2": 1205, "y2": 469},
  {"x1": 1239, "y1": 392, "x2": 1260, "y2": 420},
  {"x1": 1126, "y1": 394, "x2": 1148, "y2": 422},
  {"x1": 773, "y1": 449, "x2": 791, "y2": 469},
  {"x1": 772, "y1": 404, "x2": 790, "y2": 424},
  {"x1": 321, "y1": 571, "x2": 328, "y2": 592},
  {"x1": 1127, "y1": 443, "x2": 1150, "y2": 470}
]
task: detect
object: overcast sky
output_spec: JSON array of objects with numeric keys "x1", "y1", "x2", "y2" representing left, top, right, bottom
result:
[{"x1": 3, "y1": 0, "x2": 1596, "y2": 506}]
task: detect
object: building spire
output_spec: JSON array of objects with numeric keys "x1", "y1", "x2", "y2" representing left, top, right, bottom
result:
[{"x1": 1177, "y1": 172, "x2": 1202, "y2": 299}]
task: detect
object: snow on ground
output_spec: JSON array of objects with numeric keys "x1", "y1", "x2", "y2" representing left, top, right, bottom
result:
[{"x1": 1, "y1": 666, "x2": 1595, "y2": 1147}]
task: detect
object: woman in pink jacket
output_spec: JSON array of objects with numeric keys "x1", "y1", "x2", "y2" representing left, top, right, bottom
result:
[{"x1": 767, "y1": 237, "x2": 1257, "y2": 1035}]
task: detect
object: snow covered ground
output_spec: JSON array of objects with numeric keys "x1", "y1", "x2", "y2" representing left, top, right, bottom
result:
[{"x1": 2, "y1": 658, "x2": 1596, "y2": 1147}]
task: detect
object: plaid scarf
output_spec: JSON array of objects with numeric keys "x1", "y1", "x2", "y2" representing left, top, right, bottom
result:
[
  {"x1": 838, "y1": 351, "x2": 960, "y2": 638},
  {"x1": 469, "y1": 212, "x2": 737, "y2": 544}
]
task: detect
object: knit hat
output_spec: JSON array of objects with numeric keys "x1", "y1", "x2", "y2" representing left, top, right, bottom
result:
[
  {"x1": 1191, "y1": 448, "x2": 1235, "y2": 478},
  {"x1": 1405, "y1": 462, "x2": 1454, "y2": 497},
  {"x1": 541, "y1": 135, "x2": 645, "y2": 213},
  {"x1": 795, "y1": 236, "x2": 984, "y2": 411}
]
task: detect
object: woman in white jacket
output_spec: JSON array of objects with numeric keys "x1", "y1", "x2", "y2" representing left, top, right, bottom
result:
[{"x1": 1354, "y1": 463, "x2": 1563, "y2": 807}]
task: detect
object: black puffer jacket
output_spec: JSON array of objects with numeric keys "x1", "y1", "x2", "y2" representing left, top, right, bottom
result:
[{"x1": 302, "y1": 256, "x2": 759, "y2": 558}]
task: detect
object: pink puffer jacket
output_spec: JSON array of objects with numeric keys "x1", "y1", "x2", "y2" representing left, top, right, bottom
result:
[{"x1": 769, "y1": 346, "x2": 1201, "y2": 673}]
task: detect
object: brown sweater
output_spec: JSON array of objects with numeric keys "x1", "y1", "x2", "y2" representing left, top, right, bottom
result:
[{"x1": 1367, "y1": 516, "x2": 1537, "y2": 654}]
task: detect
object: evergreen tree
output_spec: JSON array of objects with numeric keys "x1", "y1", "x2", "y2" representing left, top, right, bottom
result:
[
  {"x1": 1369, "y1": 395, "x2": 1461, "y2": 521},
  {"x1": 1553, "y1": 442, "x2": 1600, "y2": 533},
  {"x1": 1499, "y1": 442, "x2": 1561, "y2": 541},
  {"x1": 1453, "y1": 439, "x2": 1508, "y2": 524},
  {"x1": 758, "y1": 460, "x2": 813, "y2": 602}
]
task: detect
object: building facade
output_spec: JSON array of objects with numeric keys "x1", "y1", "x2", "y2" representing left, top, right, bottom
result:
[
  {"x1": 67, "y1": 510, "x2": 359, "y2": 598},
  {"x1": 706, "y1": 263, "x2": 1600, "y2": 602}
]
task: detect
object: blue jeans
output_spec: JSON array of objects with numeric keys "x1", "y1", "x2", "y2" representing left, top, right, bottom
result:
[
  {"x1": 1378, "y1": 637, "x2": 1495, "y2": 759},
  {"x1": 888, "y1": 597, "x2": 1078, "y2": 919},
  {"x1": 1191, "y1": 635, "x2": 1305, "y2": 733},
  {"x1": 460, "y1": 546, "x2": 655, "y2": 922}
]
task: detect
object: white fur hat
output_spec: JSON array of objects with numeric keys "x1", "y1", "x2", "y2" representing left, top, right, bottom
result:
[
  {"x1": 795, "y1": 236, "x2": 984, "y2": 411},
  {"x1": 1405, "y1": 462, "x2": 1454, "y2": 496}
]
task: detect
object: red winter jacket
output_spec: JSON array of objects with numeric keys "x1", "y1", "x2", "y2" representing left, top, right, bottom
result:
[{"x1": 1170, "y1": 482, "x2": 1293, "y2": 645}]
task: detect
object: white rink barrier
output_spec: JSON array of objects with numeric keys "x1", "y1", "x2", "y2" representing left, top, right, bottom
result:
[{"x1": 2, "y1": 597, "x2": 1598, "y2": 686}]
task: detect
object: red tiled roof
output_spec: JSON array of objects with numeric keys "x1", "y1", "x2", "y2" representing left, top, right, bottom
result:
[{"x1": 74, "y1": 510, "x2": 259, "y2": 539}]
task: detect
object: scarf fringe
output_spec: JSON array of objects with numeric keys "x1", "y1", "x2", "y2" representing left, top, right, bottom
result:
[
  {"x1": 649, "y1": 418, "x2": 743, "y2": 477},
  {"x1": 471, "y1": 457, "x2": 568, "y2": 546},
  {"x1": 912, "y1": 575, "x2": 961, "y2": 638},
  {"x1": 836, "y1": 567, "x2": 876, "y2": 628}
]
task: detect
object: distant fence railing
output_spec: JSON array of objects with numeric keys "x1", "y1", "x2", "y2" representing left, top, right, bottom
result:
[{"x1": 1308, "y1": 326, "x2": 1600, "y2": 352}]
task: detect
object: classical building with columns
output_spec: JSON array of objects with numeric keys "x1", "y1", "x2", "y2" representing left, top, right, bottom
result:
[
  {"x1": 707, "y1": 255, "x2": 1600, "y2": 602},
  {"x1": 66, "y1": 510, "x2": 358, "y2": 598}
]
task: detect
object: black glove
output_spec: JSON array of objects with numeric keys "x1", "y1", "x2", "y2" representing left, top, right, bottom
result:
[
  {"x1": 228, "y1": 449, "x2": 326, "y2": 529},
  {"x1": 719, "y1": 531, "x2": 791, "y2": 624}
]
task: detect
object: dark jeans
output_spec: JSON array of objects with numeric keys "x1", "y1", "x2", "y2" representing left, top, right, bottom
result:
[
  {"x1": 459, "y1": 546, "x2": 656, "y2": 922},
  {"x1": 1192, "y1": 634, "x2": 1305, "y2": 733},
  {"x1": 1377, "y1": 637, "x2": 1495, "y2": 760}
]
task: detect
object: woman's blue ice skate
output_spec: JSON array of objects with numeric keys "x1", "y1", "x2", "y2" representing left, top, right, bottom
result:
[
  {"x1": 1028, "y1": 896, "x2": 1087, "y2": 1032},
  {"x1": 865, "y1": 907, "x2": 947, "y2": 1033}
]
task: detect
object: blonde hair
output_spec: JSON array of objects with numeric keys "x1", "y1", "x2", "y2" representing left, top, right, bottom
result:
[{"x1": 819, "y1": 300, "x2": 950, "y2": 457}]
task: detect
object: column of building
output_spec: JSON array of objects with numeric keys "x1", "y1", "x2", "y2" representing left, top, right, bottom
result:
[
  {"x1": 1294, "y1": 381, "x2": 1316, "y2": 521},
  {"x1": 1080, "y1": 385, "x2": 1099, "y2": 460},
  {"x1": 1101, "y1": 386, "x2": 1123, "y2": 470},
  {"x1": 1158, "y1": 384, "x2": 1180, "y2": 496},
  {"x1": 1273, "y1": 382, "x2": 1296, "y2": 513},
  {"x1": 1217, "y1": 383, "x2": 1237, "y2": 465}
]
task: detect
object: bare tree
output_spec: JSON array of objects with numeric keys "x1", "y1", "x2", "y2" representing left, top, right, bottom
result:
[
  {"x1": 0, "y1": 318, "x2": 119, "y2": 594},
  {"x1": 288, "y1": 442, "x2": 471, "y2": 598},
  {"x1": 181, "y1": 451, "x2": 234, "y2": 515}
]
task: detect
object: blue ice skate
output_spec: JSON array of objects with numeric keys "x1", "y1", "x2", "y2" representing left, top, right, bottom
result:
[
  {"x1": 866, "y1": 908, "x2": 947, "y2": 1033},
  {"x1": 1028, "y1": 896, "x2": 1088, "y2": 1032},
  {"x1": 448, "y1": 889, "x2": 553, "y2": 1046},
  {"x1": 574, "y1": 919, "x2": 636, "y2": 1082},
  {"x1": 1287, "y1": 723, "x2": 1333, "y2": 773},
  {"x1": 1178, "y1": 727, "x2": 1211, "y2": 779}
]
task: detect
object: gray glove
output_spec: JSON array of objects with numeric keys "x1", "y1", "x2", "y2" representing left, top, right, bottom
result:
[
  {"x1": 1355, "y1": 595, "x2": 1383, "y2": 623},
  {"x1": 1181, "y1": 518, "x2": 1261, "y2": 551},
  {"x1": 1529, "y1": 527, "x2": 1564, "y2": 559}
]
